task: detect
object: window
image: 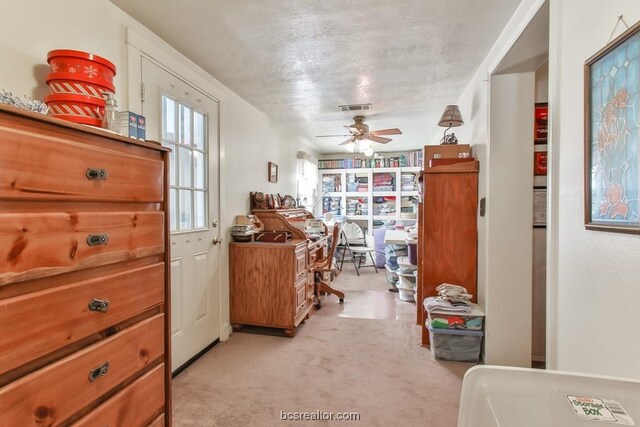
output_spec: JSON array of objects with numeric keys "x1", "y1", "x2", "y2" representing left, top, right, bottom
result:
[
  {"x1": 296, "y1": 151, "x2": 318, "y2": 210},
  {"x1": 162, "y1": 95, "x2": 208, "y2": 231}
]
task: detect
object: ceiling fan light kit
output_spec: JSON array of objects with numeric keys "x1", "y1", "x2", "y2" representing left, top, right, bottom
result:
[
  {"x1": 316, "y1": 115, "x2": 403, "y2": 154},
  {"x1": 438, "y1": 105, "x2": 464, "y2": 145}
]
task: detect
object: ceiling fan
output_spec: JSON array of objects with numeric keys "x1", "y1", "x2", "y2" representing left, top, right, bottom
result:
[{"x1": 316, "y1": 116, "x2": 402, "y2": 151}]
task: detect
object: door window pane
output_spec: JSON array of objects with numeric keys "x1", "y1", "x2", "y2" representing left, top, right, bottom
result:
[
  {"x1": 162, "y1": 96, "x2": 176, "y2": 143},
  {"x1": 194, "y1": 112, "x2": 206, "y2": 150},
  {"x1": 179, "y1": 105, "x2": 191, "y2": 145},
  {"x1": 167, "y1": 144, "x2": 176, "y2": 186},
  {"x1": 194, "y1": 190, "x2": 206, "y2": 228},
  {"x1": 178, "y1": 146, "x2": 192, "y2": 187},
  {"x1": 194, "y1": 150, "x2": 205, "y2": 189},
  {"x1": 179, "y1": 190, "x2": 193, "y2": 230},
  {"x1": 170, "y1": 188, "x2": 177, "y2": 231}
]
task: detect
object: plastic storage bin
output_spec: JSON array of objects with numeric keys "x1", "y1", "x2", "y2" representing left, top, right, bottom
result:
[
  {"x1": 427, "y1": 303, "x2": 485, "y2": 331},
  {"x1": 427, "y1": 323, "x2": 483, "y2": 362},
  {"x1": 458, "y1": 365, "x2": 640, "y2": 427}
]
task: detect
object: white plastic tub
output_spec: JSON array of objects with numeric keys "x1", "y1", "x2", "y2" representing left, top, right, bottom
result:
[
  {"x1": 458, "y1": 366, "x2": 640, "y2": 427},
  {"x1": 398, "y1": 287, "x2": 415, "y2": 302}
]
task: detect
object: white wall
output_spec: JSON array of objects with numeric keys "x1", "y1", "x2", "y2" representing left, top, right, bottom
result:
[
  {"x1": 550, "y1": 0, "x2": 640, "y2": 377},
  {"x1": 0, "y1": 0, "x2": 316, "y2": 341}
]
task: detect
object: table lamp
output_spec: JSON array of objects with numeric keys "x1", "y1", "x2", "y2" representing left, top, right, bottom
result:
[{"x1": 438, "y1": 105, "x2": 464, "y2": 145}]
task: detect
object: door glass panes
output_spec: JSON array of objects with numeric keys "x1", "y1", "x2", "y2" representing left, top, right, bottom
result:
[
  {"x1": 194, "y1": 112, "x2": 205, "y2": 151},
  {"x1": 194, "y1": 191, "x2": 206, "y2": 228},
  {"x1": 194, "y1": 151, "x2": 205, "y2": 189},
  {"x1": 179, "y1": 190, "x2": 193, "y2": 229},
  {"x1": 161, "y1": 94, "x2": 208, "y2": 232},
  {"x1": 163, "y1": 97, "x2": 176, "y2": 143},
  {"x1": 178, "y1": 146, "x2": 192, "y2": 187},
  {"x1": 179, "y1": 104, "x2": 191, "y2": 145},
  {"x1": 168, "y1": 149, "x2": 176, "y2": 186}
]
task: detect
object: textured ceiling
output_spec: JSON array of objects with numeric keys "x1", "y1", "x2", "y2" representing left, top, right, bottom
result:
[{"x1": 111, "y1": 0, "x2": 523, "y2": 153}]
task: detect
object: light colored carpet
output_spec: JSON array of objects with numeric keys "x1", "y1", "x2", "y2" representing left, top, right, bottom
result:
[{"x1": 172, "y1": 269, "x2": 473, "y2": 426}]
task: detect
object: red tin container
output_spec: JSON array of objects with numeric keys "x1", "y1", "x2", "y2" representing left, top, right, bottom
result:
[
  {"x1": 47, "y1": 50, "x2": 116, "y2": 84},
  {"x1": 46, "y1": 72, "x2": 114, "y2": 100},
  {"x1": 45, "y1": 93, "x2": 106, "y2": 125}
]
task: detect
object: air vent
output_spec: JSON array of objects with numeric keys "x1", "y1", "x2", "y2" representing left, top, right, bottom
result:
[{"x1": 339, "y1": 103, "x2": 372, "y2": 112}]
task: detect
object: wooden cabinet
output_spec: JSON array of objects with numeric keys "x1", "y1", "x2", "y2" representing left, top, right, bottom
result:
[
  {"x1": 418, "y1": 161, "x2": 479, "y2": 346},
  {"x1": 0, "y1": 105, "x2": 170, "y2": 426},
  {"x1": 229, "y1": 240, "x2": 313, "y2": 337}
]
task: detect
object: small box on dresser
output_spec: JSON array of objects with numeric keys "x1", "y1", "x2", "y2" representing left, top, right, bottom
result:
[{"x1": 0, "y1": 104, "x2": 171, "y2": 426}]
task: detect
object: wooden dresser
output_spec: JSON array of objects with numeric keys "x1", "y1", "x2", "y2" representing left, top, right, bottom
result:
[
  {"x1": 229, "y1": 239, "x2": 315, "y2": 337},
  {"x1": 0, "y1": 105, "x2": 171, "y2": 426},
  {"x1": 417, "y1": 160, "x2": 479, "y2": 346}
]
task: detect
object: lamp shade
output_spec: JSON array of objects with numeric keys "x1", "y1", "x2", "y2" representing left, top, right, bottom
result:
[{"x1": 438, "y1": 105, "x2": 464, "y2": 127}]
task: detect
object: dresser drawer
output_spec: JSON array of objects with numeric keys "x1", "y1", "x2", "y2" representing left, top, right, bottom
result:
[
  {"x1": 0, "y1": 211, "x2": 164, "y2": 286},
  {"x1": 72, "y1": 363, "x2": 165, "y2": 427},
  {"x1": 0, "y1": 263, "x2": 165, "y2": 375},
  {"x1": 294, "y1": 247, "x2": 307, "y2": 280},
  {"x1": 295, "y1": 280, "x2": 307, "y2": 315},
  {"x1": 0, "y1": 128, "x2": 163, "y2": 202},
  {"x1": 0, "y1": 314, "x2": 164, "y2": 426}
]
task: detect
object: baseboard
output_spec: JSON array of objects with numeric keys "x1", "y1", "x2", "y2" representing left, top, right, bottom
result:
[
  {"x1": 221, "y1": 322, "x2": 232, "y2": 341},
  {"x1": 172, "y1": 338, "x2": 220, "y2": 378}
]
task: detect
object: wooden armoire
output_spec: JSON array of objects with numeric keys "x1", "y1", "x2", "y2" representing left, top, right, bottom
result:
[{"x1": 417, "y1": 160, "x2": 479, "y2": 346}]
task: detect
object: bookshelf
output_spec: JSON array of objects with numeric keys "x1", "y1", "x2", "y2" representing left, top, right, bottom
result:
[
  {"x1": 317, "y1": 150, "x2": 423, "y2": 170},
  {"x1": 318, "y1": 166, "x2": 421, "y2": 235}
]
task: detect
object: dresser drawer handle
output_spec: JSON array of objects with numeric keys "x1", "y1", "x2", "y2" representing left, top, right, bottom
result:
[
  {"x1": 88, "y1": 362, "x2": 110, "y2": 382},
  {"x1": 86, "y1": 168, "x2": 108, "y2": 180},
  {"x1": 88, "y1": 298, "x2": 110, "y2": 313},
  {"x1": 87, "y1": 234, "x2": 109, "y2": 246}
]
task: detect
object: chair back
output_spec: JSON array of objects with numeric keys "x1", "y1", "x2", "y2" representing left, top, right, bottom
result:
[
  {"x1": 341, "y1": 221, "x2": 365, "y2": 245},
  {"x1": 315, "y1": 222, "x2": 341, "y2": 271}
]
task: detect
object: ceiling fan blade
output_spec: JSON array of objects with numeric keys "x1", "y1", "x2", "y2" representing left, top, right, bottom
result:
[
  {"x1": 338, "y1": 137, "x2": 356, "y2": 146},
  {"x1": 366, "y1": 135, "x2": 392, "y2": 144},
  {"x1": 370, "y1": 128, "x2": 402, "y2": 136},
  {"x1": 315, "y1": 134, "x2": 352, "y2": 138}
]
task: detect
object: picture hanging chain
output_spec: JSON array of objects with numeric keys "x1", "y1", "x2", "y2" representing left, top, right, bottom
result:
[{"x1": 608, "y1": 15, "x2": 630, "y2": 43}]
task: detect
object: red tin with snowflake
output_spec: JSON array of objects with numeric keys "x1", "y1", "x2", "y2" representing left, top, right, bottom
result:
[{"x1": 47, "y1": 50, "x2": 116, "y2": 85}]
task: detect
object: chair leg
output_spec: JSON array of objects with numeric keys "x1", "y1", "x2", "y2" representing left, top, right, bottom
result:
[
  {"x1": 369, "y1": 252, "x2": 379, "y2": 273},
  {"x1": 314, "y1": 281, "x2": 322, "y2": 309},
  {"x1": 350, "y1": 248, "x2": 360, "y2": 276},
  {"x1": 319, "y1": 280, "x2": 345, "y2": 303},
  {"x1": 339, "y1": 247, "x2": 346, "y2": 271}
]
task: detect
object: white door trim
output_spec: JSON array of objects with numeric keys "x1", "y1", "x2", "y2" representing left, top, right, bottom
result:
[{"x1": 125, "y1": 26, "x2": 231, "y2": 341}]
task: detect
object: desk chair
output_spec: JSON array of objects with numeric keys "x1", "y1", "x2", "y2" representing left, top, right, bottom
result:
[
  {"x1": 312, "y1": 222, "x2": 344, "y2": 309},
  {"x1": 338, "y1": 222, "x2": 379, "y2": 276}
]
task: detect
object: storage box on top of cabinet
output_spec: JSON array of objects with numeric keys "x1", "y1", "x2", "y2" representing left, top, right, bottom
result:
[{"x1": 0, "y1": 104, "x2": 171, "y2": 426}]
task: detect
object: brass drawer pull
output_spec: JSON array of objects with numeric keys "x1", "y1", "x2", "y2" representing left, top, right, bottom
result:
[
  {"x1": 86, "y1": 234, "x2": 109, "y2": 246},
  {"x1": 88, "y1": 298, "x2": 110, "y2": 313},
  {"x1": 86, "y1": 168, "x2": 108, "y2": 180},
  {"x1": 88, "y1": 362, "x2": 110, "y2": 382}
]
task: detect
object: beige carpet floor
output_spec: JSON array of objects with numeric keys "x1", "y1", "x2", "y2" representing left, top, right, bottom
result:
[{"x1": 172, "y1": 266, "x2": 474, "y2": 426}]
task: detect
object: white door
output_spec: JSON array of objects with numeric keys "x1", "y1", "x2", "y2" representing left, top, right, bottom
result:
[{"x1": 141, "y1": 57, "x2": 221, "y2": 371}]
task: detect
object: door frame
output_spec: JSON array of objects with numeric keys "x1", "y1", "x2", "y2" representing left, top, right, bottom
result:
[{"x1": 125, "y1": 26, "x2": 231, "y2": 341}]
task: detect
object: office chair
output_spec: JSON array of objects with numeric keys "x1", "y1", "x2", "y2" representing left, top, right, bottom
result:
[{"x1": 312, "y1": 222, "x2": 345, "y2": 309}]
